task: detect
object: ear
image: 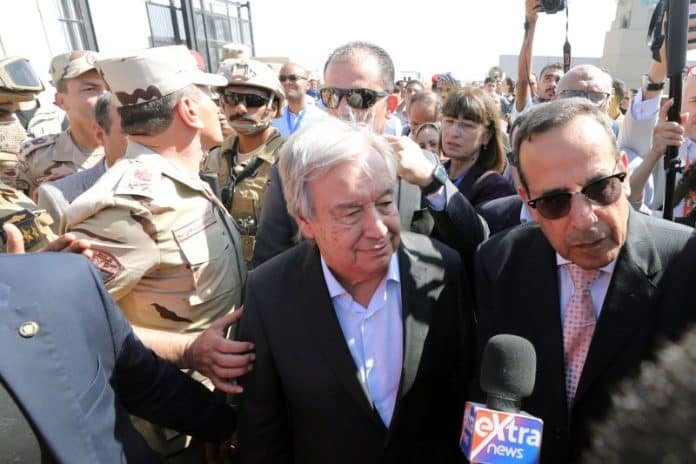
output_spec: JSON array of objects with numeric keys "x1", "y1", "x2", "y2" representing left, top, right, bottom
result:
[
  {"x1": 295, "y1": 214, "x2": 316, "y2": 241},
  {"x1": 55, "y1": 92, "x2": 67, "y2": 111},
  {"x1": 94, "y1": 123, "x2": 105, "y2": 146},
  {"x1": 176, "y1": 96, "x2": 203, "y2": 130}
]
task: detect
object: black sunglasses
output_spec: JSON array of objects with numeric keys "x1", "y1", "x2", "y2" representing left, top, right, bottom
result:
[
  {"x1": 558, "y1": 89, "x2": 610, "y2": 105},
  {"x1": 221, "y1": 92, "x2": 270, "y2": 108},
  {"x1": 279, "y1": 74, "x2": 306, "y2": 83},
  {"x1": 319, "y1": 87, "x2": 388, "y2": 110},
  {"x1": 527, "y1": 172, "x2": 627, "y2": 220}
]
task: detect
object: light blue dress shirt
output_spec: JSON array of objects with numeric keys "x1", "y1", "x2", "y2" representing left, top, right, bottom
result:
[{"x1": 320, "y1": 253, "x2": 403, "y2": 427}]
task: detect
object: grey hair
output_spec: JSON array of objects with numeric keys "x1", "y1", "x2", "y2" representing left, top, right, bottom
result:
[
  {"x1": 279, "y1": 117, "x2": 397, "y2": 225},
  {"x1": 323, "y1": 41, "x2": 394, "y2": 92},
  {"x1": 118, "y1": 85, "x2": 204, "y2": 136},
  {"x1": 94, "y1": 92, "x2": 115, "y2": 134},
  {"x1": 515, "y1": 98, "x2": 619, "y2": 191}
]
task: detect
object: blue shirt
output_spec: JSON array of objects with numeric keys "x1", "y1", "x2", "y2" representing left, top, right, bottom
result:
[
  {"x1": 271, "y1": 103, "x2": 327, "y2": 137},
  {"x1": 320, "y1": 253, "x2": 403, "y2": 426}
]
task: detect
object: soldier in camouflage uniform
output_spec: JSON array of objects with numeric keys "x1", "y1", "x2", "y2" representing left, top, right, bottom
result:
[
  {"x1": 0, "y1": 181, "x2": 55, "y2": 252},
  {"x1": 0, "y1": 56, "x2": 46, "y2": 189},
  {"x1": 201, "y1": 58, "x2": 285, "y2": 263},
  {"x1": 64, "y1": 45, "x2": 251, "y2": 462},
  {"x1": 16, "y1": 50, "x2": 106, "y2": 196}
]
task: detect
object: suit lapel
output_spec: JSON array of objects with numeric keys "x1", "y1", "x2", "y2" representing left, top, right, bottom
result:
[
  {"x1": 575, "y1": 211, "x2": 659, "y2": 400},
  {"x1": 297, "y1": 244, "x2": 385, "y2": 428},
  {"x1": 398, "y1": 179, "x2": 420, "y2": 232},
  {"x1": 395, "y1": 242, "x2": 433, "y2": 401},
  {"x1": 0, "y1": 283, "x2": 97, "y2": 462}
]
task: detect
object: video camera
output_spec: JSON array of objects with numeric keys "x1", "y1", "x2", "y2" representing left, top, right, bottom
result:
[{"x1": 541, "y1": 0, "x2": 565, "y2": 14}]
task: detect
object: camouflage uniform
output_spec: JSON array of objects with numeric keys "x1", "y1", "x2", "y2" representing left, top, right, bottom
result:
[
  {"x1": 16, "y1": 131, "x2": 104, "y2": 196},
  {"x1": 0, "y1": 181, "x2": 56, "y2": 252},
  {"x1": 0, "y1": 116, "x2": 26, "y2": 189},
  {"x1": 65, "y1": 141, "x2": 246, "y2": 456},
  {"x1": 202, "y1": 131, "x2": 284, "y2": 263}
]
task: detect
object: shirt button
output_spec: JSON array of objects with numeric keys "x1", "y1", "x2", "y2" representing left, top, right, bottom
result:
[{"x1": 19, "y1": 321, "x2": 39, "y2": 338}]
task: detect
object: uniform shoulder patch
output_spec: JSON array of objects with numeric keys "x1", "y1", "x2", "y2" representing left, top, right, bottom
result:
[
  {"x1": 114, "y1": 162, "x2": 160, "y2": 199},
  {"x1": 18, "y1": 133, "x2": 60, "y2": 161}
]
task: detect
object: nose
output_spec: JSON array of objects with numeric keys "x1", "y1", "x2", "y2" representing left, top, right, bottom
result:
[
  {"x1": 567, "y1": 193, "x2": 598, "y2": 231},
  {"x1": 362, "y1": 204, "x2": 389, "y2": 239}
]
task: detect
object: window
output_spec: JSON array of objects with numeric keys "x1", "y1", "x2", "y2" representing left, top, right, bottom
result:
[
  {"x1": 56, "y1": 0, "x2": 98, "y2": 50},
  {"x1": 144, "y1": 0, "x2": 254, "y2": 72},
  {"x1": 146, "y1": 0, "x2": 188, "y2": 47}
]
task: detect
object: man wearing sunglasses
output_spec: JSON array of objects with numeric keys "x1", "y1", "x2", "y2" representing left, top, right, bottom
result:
[
  {"x1": 474, "y1": 98, "x2": 692, "y2": 464},
  {"x1": 201, "y1": 58, "x2": 286, "y2": 263},
  {"x1": 253, "y1": 41, "x2": 488, "y2": 280},
  {"x1": 271, "y1": 62, "x2": 326, "y2": 137}
]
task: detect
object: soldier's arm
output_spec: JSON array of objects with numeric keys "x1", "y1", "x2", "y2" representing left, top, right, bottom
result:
[{"x1": 133, "y1": 309, "x2": 255, "y2": 395}]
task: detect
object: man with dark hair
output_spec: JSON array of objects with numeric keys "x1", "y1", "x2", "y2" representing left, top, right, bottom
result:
[
  {"x1": 252, "y1": 41, "x2": 488, "y2": 279},
  {"x1": 37, "y1": 92, "x2": 128, "y2": 230},
  {"x1": 512, "y1": 0, "x2": 564, "y2": 121},
  {"x1": 395, "y1": 79, "x2": 425, "y2": 130},
  {"x1": 16, "y1": 51, "x2": 107, "y2": 196},
  {"x1": 63, "y1": 45, "x2": 251, "y2": 462},
  {"x1": 475, "y1": 98, "x2": 692, "y2": 463}
]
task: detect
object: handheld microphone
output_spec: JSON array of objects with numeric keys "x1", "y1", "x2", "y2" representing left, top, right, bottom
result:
[{"x1": 461, "y1": 335, "x2": 543, "y2": 464}]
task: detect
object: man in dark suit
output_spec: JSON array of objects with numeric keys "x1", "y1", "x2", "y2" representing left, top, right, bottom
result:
[
  {"x1": 238, "y1": 117, "x2": 474, "y2": 463},
  {"x1": 251, "y1": 41, "x2": 487, "y2": 275},
  {"x1": 475, "y1": 98, "x2": 693, "y2": 463},
  {"x1": 0, "y1": 250, "x2": 237, "y2": 462}
]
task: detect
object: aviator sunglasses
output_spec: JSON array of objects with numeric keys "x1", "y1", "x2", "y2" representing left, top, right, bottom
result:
[
  {"x1": 278, "y1": 74, "x2": 306, "y2": 83},
  {"x1": 558, "y1": 89, "x2": 610, "y2": 105},
  {"x1": 319, "y1": 87, "x2": 388, "y2": 110},
  {"x1": 527, "y1": 171, "x2": 627, "y2": 220},
  {"x1": 221, "y1": 91, "x2": 270, "y2": 108}
]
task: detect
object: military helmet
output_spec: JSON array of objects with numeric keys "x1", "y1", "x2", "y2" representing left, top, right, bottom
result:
[
  {"x1": 0, "y1": 56, "x2": 44, "y2": 103},
  {"x1": 217, "y1": 59, "x2": 285, "y2": 108}
]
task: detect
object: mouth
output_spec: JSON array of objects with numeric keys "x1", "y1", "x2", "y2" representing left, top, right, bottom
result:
[{"x1": 571, "y1": 237, "x2": 606, "y2": 250}]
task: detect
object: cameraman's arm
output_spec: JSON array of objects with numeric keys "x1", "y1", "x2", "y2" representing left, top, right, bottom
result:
[
  {"x1": 516, "y1": 0, "x2": 540, "y2": 113},
  {"x1": 643, "y1": 39, "x2": 667, "y2": 101}
]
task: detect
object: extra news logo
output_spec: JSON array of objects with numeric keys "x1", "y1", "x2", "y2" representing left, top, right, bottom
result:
[{"x1": 461, "y1": 403, "x2": 543, "y2": 464}]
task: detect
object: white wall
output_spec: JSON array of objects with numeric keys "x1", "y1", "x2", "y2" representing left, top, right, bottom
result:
[{"x1": 89, "y1": 0, "x2": 151, "y2": 55}]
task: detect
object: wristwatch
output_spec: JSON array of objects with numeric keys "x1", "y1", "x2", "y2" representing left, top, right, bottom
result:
[
  {"x1": 642, "y1": 74, "x2": 665, "y2": 91},
  {"x1": 421, "y1": 163, "x2": 448, "y2": 196}
]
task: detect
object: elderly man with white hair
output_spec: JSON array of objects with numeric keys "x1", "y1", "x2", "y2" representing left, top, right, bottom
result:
[{"x1": 237, "y1": 117, "x2": 475, "y2": 464}]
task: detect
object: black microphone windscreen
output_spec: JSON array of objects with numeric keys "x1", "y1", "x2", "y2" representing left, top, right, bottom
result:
[
  {"x1": 480, "y1": 334, "x2": 536, "y2": 400},
  {"x1": 666, "y1": 0, "x2": 689, "y2": 76}
]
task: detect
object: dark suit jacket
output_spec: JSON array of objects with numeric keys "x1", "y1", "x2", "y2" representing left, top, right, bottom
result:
[
  {"x1": 0, "y1": 253, "x2": 235, "y2": 463},
  {"x1": 475, "y1": 194, "x2": 524, "y2": 236},
  {"x1": 474, "y1": 210, "x2": 693, "y2": 463},
  {"x1": 446, "y1": 162, "x2": 514, "y2": 207},
  {"x1": 251, "y1": 163, "x2": 488, "y2": 279},
  {"x1": 238, "y1": 233, "x2": 475, "y2": 464}
]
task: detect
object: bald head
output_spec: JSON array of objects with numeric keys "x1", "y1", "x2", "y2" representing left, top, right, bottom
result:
[{"x1": 556, "y1": 65, "x2": 613, "y2": 113}]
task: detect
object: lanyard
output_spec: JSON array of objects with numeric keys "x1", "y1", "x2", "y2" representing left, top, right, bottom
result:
[{"x1": 285, "y1": 107, "x2": 306, "y2": 134}]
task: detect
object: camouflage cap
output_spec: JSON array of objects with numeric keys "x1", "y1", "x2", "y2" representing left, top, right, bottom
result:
[
  {"x1": 49, "y1": 50, "x2": 100, "y2": 87},
  {"x1": 221, "y1": 43, "x2": 250, "y2": 61},
  {"x1": 96, "y1": 45, "x2": 227, "y2": 107},
  {"x1": 217, "y1": 58, "x2": 285, "y2": 107}
]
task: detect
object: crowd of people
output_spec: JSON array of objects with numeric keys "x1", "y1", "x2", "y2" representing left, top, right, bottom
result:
[{"x1": 0, "y1": 0, "x2": 695, "y2": 462}]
